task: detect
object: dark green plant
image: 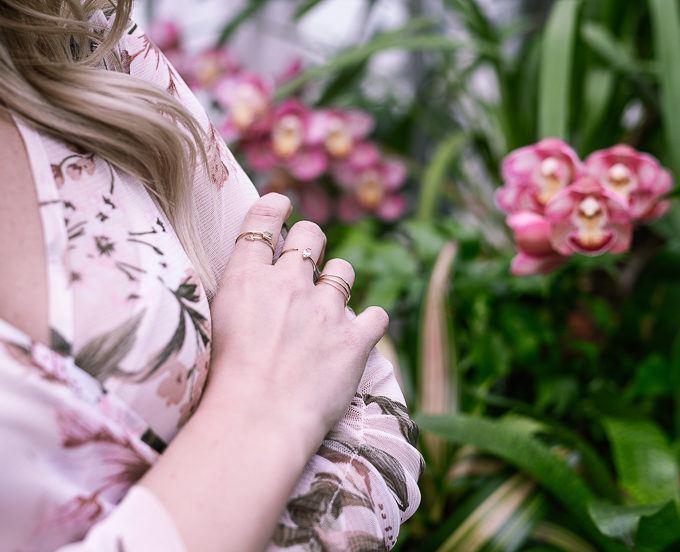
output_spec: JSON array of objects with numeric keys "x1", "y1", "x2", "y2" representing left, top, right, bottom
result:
[{"x1": 202, "y1": 0, "x2": 680, "y2": 549}]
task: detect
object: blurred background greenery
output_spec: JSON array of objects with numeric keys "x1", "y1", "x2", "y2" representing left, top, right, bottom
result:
[{"x1": 141, "y1": 0, "x2": 680, "y2": 549}]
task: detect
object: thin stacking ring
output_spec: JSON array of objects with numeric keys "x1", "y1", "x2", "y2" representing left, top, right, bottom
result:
[
  {"x1": 280, "y1": 247, "x2": 322, "y2": 283},
  {"x1": 315, "y1": 274, "x2": 351, "y2": 306},
  {"x1": 235, "y1": 230, "x2": 275, "y2": 255}
]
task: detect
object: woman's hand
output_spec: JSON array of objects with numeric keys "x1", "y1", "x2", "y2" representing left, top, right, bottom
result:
[
  {"x1": 206, "y1": 193, "x2": 389, "y2": 449},
  {"x1": 141, "y1": 193, "x2": 389, "y2": 552}
]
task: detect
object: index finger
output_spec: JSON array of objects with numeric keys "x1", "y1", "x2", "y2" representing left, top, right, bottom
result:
[{"x1": 230, "y1": 193, "x2": 292, "y2": 265}]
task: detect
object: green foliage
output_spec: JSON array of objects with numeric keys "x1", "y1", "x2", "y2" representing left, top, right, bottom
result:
[{"x1": 213, "y1": 0, "x2": 680, "y2": 549}]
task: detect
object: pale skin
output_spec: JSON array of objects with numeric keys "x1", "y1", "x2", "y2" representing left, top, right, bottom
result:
[{"x1": 0, "y1": 109, "x2": 389, "y2": 551}]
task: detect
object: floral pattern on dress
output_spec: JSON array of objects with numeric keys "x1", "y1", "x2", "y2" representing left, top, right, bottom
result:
[{"x1": 0, "y1": 10, "x2": 422, "y2": 552}]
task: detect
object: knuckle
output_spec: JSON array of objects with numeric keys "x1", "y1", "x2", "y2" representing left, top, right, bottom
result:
[
  {"x1": 248, "y1": 203, "x2": 284, "y2": 222},
  {"x1": 370, "y1": 306, "x2": 390, "y2": 333},
  {"x1": 292, "y1": 220, "x2": 325, "y2": 240},
  {"x1": 328, "y1": 258, "x2": 355, "y2": 280}
]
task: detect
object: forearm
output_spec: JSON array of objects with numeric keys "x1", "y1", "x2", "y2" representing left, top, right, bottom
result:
[{"x1": 139, "y1": 378, "x2": 320, "y2": 552}]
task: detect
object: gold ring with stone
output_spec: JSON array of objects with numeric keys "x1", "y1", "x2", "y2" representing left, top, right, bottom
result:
[{"x1": 280, "y1": 247, "x2": 322, "y2": 283}]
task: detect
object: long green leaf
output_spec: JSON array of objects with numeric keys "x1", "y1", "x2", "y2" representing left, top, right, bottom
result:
[
  {"x1": 417, "y1": 133, "x2": 466, "y2": 220},
  {"x1": 580, "y1": 21, "x2": 644, "y2": 75},
  {"x1": 415, "y1": 414, "x2": 628, "y2": 552},
  {"x1": 217, "y1": 0, "x2": 271, "y2": 45},
  {"x1": 602, "y1": 418, "x2": 680, "y2": 506},
  {"x1": 276, "y1": 22, "x2": 466, "y2": 99},
  {"x1": 531, "y1": 521, "x2": 598, "y2": 552},
  {"x1": 436, "y1": 473, "x2": 536, "y2": 552},
  {"x1": 537, "y1": 0, "x2": 582, "y2": 140},
  {"x1": 648, "y1": 0, "x2": 680, "y2": 178}
]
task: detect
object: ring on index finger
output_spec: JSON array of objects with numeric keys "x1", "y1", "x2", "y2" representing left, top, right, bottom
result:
[
  {"x1": 235, "y1": 230, "x2": 275, "y2": 255},
  {"x1": 280, "y1": 247, "x2": 322, "y2": 283}
]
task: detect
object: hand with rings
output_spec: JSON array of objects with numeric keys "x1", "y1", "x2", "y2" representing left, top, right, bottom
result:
[{"x1": 207, "y1": 193, "x2": 388, "y2": 447}]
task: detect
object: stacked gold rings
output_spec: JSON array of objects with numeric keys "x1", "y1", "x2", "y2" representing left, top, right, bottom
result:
[
  {"x1": 235, "y1": 230, "x2": 275, "y2": 255},
  {"x1": 279, "y1": 247, "x2": 322, "y2": 283},
  {"x1": 315, "y1": 274, "x2": 351, "y2": 307}
]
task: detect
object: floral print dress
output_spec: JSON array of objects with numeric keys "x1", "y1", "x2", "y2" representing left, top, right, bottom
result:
[{"x1": 0, "y1": 10, "x2": 423, "y2": 552}]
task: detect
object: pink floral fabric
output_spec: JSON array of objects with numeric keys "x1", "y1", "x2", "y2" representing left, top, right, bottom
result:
[{"x1": 0, "y1": 9, "x2": 422, "y2": 552}]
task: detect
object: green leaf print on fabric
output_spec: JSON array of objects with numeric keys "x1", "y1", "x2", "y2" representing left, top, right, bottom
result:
[
  {"x1": 322, "y1": 432, "x2": 410, "y2": 513},
  {"x1": 75, "y1": 310, "x2": 146, "y2": 382},
  {"x1": 143, "y1": 272, "x2": 210, "y2": 382},
  {"x1": 272, "y1": 472, "x2": 385, "y2": 552},
  {"x1": 363, "y1": 394, "x2": 420, "y2": 448}
]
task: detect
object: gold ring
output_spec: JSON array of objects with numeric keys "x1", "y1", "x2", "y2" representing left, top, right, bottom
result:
[
  {"x1": 315, "y1": 274, "x2": 351, "y2": 306},
  {"x1": 280, "y1": 247, "x2": 322, "y2": 283},
  {"x1": 235, "y1": 230, "x2": 275, "y2": 255}
]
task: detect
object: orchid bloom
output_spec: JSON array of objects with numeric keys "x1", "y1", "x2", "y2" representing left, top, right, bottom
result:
[
  {"x1": 584, "y1": 144, "x2": 673, "y2": 222},
  {"x1": 259, "y1": 169, "x2": 331, "y2": 224},
  {"x1": 545, "y1": 177, "x2": 632, "y2": 256},
  {"x1": 242, "y1": 99, "x2": 328, "y2": 181},
  {"x1": 335, "y1": 144, "x2": 408, "y2": 222},
  {"x1": 149, "y1": 21, "x2": 181, "y2": 52},
  {"x1": 506, "y1": 211, "x2": 568, "y2": 275},
  {"x1": 189, "y1": 48, "x2": 235, "y2": 89},
  {"x1": 215, "y1": 74, "x2": 273, "y2": 141},
  {"x1": 308, "y1": 109, "x2": 375, "y2": 159},
  {"x1": 495, "y1": 138, "x2": 581, "y2": 214}
]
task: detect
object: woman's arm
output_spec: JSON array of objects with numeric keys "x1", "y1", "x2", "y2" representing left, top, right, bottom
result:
[{"x1": 140, "y1": 193, "x2": 390, "y2": 552}]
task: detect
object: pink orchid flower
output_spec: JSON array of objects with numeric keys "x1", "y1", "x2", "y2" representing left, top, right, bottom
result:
[
  {"x1": 242, "y1": 99, "x2": 328, "y2": 181},
  {"x1": 545, "y1": 177, "x2": 632, "y2": 256},
  {"x1": 507, "y1": 211, "x2": 568, "y2": 275},
  {"x1": 308, "y1": 109, "x2": 375, "y2": 159},
  {"x1": 186, "y1": 48, "x2": 236, "y2": 89},
  {"x1": 584, "y1": 144, "x2": 673, "y2": 222},
  {"x1": 335, "y1": 147, "x2": 408, "y2": 222},
  {"x1": 215, "y1": 73, "x2": 273, "y2": 141},
  {"x1": 495, "y1": 138, "x2": 582, "y2": 214},
  {"x1": 149, "y1": 20, "x2": 181, "y2": 52},
  {"x1": 259, "y1": 169, "x2": 332, "y2": 224}
]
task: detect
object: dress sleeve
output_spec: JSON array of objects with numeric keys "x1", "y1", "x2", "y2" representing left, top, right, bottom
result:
[{"x1": 57, "y1": 487, "x2": 188, "y2": 552}]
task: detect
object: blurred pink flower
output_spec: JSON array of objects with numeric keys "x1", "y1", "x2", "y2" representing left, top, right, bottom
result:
[
  {"x1": 335, "y1": 148, "x2": 408, "y2": 222},
  {"x1": 215, "y1": 73, "x2": 273, "y2": 141},
  {"x1": 495, "y1": 138, "x2": 581, "y2": 213},
  {"x1": 149, "y1": 20, "x2": 181, "y2": 52},
  {"x1": 545, "y1": 177, "x2": 632, "y2": 256},
  {"x1": 584, "y1": 144, "x2": 673, "y2": 221},
  {"x1": 506, "y1": 211, "x2": 567, "y2": 275},
  {"x1": 260, "y1": 169, "x2": 332, "y2": 224},
  {"x1": 242, "y1": 99, "x2": 328, "y2": 180},
  {"x1": 186, "y1": 48, "x2": 236, "y2": 89},
  {"x1": 308, "y1": 109, "x2": 375, "y2": 159},
  {"x1": 299, "y1": 184, "x2": 332, "y2": 224}
]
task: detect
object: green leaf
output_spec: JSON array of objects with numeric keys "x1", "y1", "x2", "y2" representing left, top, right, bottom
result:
[
  {"x1": 580, "y1": 21, "x2": 645, "y2": 74},
  {"x1": 636, "y1": 500, "x2": 680, "y2": 551},
  {"x1": 417, "y1": 132, "x2": 466, "y2": 220},
  {"x1": 648, "y1": 0, "x2": 680, "y2": 178},
  {"x1": 587, "y1": 500, "x2": 667, "y2": 548},
  {"x1": 537, "y1": 0, "x2": 582, "y2": 139},
  {"x1": 602, "y1": 418, "x2": 680, "y2": 505},
  {"x1": 531, "y1": 521, "x2": 598, "y2": 552},
  {"x1": 276, "y1": 21, "x2": 466, "y2": 99},
  {"x1": 293, "y1": 0, "x2": 325, "y2": 20},
  {"x1": 415, "y1": 414, "x2": 628, "y2": 552},
  {"x1": 217, "y1": 0, "x2": 271, "y2": 45},
  {"x1": 436, "y1": 473, "x2": 538, "y2": 552}
]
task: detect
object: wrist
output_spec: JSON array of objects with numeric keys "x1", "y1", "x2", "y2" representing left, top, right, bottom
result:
[{"x1": 200, "y1": 366, "x2": 326, "y2": 460}]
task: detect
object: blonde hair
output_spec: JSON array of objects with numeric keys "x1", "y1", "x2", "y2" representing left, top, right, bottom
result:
[{"x1": 0, "y1": 0, "x2": 216, "y2": 291}]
